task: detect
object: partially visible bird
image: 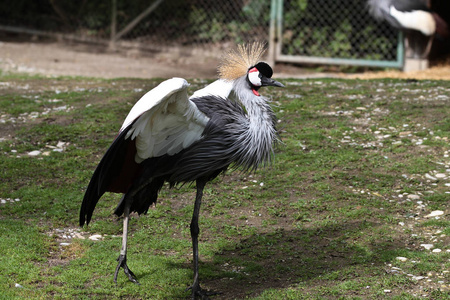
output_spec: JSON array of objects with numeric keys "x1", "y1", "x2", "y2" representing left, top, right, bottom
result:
[
  {"x1": 367, "y1": 0, "x2": 449, "y2": 58},
  {"x1": 79, "y1": 42, "x2": 284, "y2": 299}
]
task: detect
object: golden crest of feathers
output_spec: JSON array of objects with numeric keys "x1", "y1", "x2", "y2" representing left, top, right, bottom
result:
[{"x1": 218, "y1": 42, "x2": 266, "y2": 81}]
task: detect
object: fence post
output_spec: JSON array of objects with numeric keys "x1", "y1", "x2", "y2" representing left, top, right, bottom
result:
[
  {"x1": 267, "y1": 0, "x2": 278, "y2": 66},
  {"x1": 112, "y1": 0, "x2": 164, "y2": 43},
  {"x1": 110, "y1": 0, "x2": 117, "y2": 50},
  {"x1": 397, "y1": 32, "x2": 405, "y2": 69}
]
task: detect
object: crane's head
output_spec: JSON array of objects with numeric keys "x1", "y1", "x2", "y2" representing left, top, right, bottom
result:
[
  {"x1": 247, "y1": 62, "x2": 284, "y2": 96},
  {"x1": 218, "y1": 42, "x2": 284, "y2": 96}
]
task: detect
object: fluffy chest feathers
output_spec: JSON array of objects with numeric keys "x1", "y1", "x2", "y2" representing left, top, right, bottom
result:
[
  {"x1": 230, "y1": 79, "x2": 278, "y2": 170},
  {"x1": 192, "y1": 78, "x2": 277, "y2": 172}
]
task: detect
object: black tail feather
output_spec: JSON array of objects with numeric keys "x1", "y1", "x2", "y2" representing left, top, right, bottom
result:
[
  {"x1": 79, "y1": 126, "x2": 134, "y2": 226},
  {"x1": 79, "y1": 165, "x2": 105, "y2": 226}
]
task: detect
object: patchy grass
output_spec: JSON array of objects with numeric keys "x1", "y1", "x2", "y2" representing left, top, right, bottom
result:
[{"x1": 0, "y1": 74, "x2": 449, "y2": 299}]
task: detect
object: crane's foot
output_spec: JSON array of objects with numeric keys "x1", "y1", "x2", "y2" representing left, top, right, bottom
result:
[
  {"x1": 186, "y1": 283, "x2": 220, "y2": 300},
  {"x1": 114, "y1": 254, "x2": 140, "y2": 285}
]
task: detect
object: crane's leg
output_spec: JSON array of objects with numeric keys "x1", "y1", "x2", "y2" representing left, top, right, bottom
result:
[
  {"x1": 187, "y1": 180, "x2": 217, "y2": 299},
  {"x1": 421, "y1": 36, "x2": 434, "y2": 59},
  {"x1": 114, "y1": 196, "x2": 139, "y2": 284}
]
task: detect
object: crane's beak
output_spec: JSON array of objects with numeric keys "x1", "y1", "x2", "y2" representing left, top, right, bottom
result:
[{"x1": 261, "y1": 76, "x2": 284, "y2": 88}]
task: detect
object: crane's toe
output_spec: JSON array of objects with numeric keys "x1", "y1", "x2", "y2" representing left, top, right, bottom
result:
[
  {"x1": 114, "y1": 254, "x2": 140, "y2": 285},
  {"x1": 187, "y1": 284, "x2": 220, "y2": 300}
]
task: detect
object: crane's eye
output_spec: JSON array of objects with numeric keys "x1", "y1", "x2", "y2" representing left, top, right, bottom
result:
[{"x1": 248, "y1": 67, "x2": 262, "y2": 87}]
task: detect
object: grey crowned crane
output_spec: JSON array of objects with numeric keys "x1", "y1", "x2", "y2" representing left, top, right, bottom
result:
[
  {"x1": 79, "y1": 42, "x2": 284, "y2": 299},
  {"x1": 367, "y1": 0, "x2": 449, "y2": 58}
]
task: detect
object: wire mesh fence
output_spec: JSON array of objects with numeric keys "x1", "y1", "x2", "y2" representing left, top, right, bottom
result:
[
  {"x1": 280, "y1": 0, "x2": 398, "y2": 60},
  {"x1": 0, "y1": 0, "x2": 270, "y2": 49},
  {"x1": 0, "y1": 0, "x2": 401, "y2": 66}
]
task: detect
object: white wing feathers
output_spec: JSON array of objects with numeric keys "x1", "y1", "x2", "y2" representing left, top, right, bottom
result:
[
  {"x1": 190, "y1": 79, "x2": 233, "y2": 100},
  {"x1": 389, "y1": 6, "x2": 435, "y2": 36},
  {"x1": 121, "y1": 77, "x2": 210, "y2": 163}
]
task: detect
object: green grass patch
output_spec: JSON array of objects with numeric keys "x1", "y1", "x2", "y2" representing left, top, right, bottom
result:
[{"x1": 0, "y1": 75, "x2": 449, "y2": 299}]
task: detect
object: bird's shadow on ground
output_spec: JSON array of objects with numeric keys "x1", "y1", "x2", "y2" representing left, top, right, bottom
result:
[{"x1": 160, "y1": 219, "x2": 403, "y2": 299}]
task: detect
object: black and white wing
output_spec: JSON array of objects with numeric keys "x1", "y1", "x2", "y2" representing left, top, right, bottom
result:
[
  {"x1": 122, "y1": 77, "x2": 209, "y2": 162},
  {"x1": 367, "y1": 0, "x2": 435, "y2": 35},
  {"x1": 80, "y1": 77, "x2": 209, "y2": 226}
]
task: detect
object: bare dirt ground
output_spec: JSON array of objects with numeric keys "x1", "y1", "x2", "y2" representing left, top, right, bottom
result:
[
  {"x1": 0, "y1": 39, "x2": 352, "y2": 80},
  {"x1": 0, "y1": 38, "x2": 450, "y2": 80},
  {"x1": 0, "y1": 40, "x2": 219, "y2": 79},
  {"x1": 348, "y1": 56, "x2": 450, "y2": 80}
]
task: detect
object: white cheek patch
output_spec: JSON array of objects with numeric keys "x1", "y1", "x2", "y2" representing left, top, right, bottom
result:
[{"x1": 248, "y1": 68, "x2": 262, "y2": 87}]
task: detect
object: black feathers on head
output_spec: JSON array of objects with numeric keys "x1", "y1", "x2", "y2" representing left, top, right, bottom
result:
[{"x1": 253, "y1": 62, "x2": 273, "y2": 78}]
